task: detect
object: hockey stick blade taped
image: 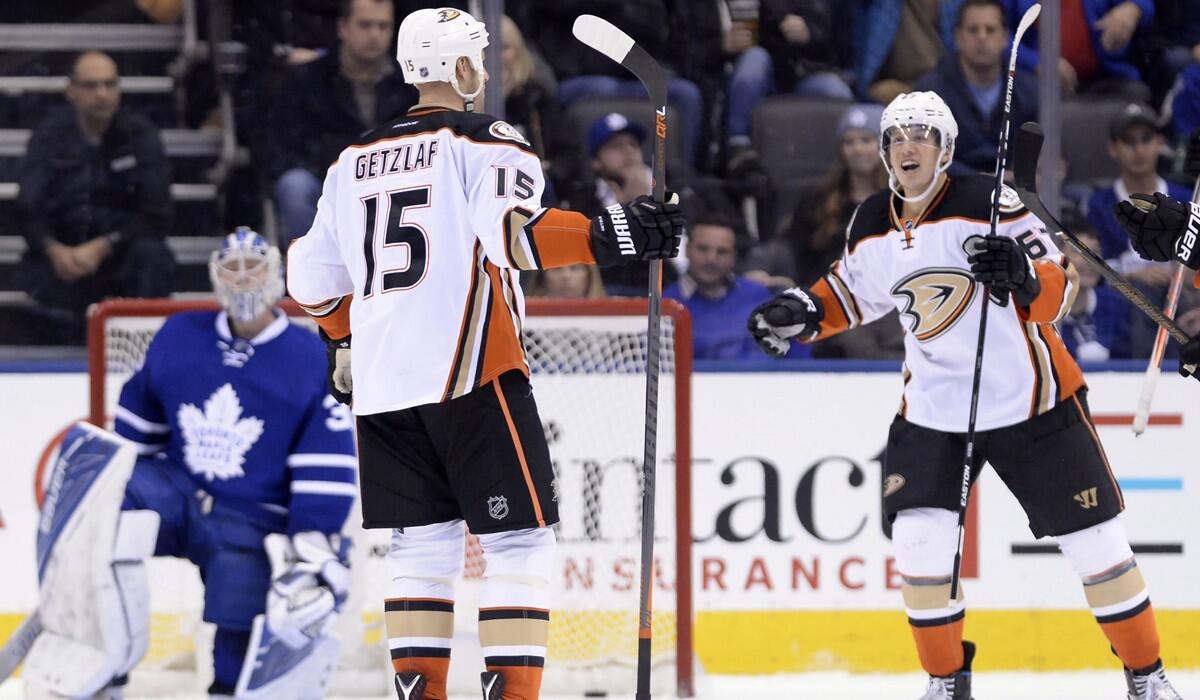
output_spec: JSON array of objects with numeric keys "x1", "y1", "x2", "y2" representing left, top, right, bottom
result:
[{"x1": 572, "y1": 15, "x2": 634, "y2": 64}]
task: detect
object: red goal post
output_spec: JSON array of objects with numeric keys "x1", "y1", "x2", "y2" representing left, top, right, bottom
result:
[{"x1": 86, "y1": 296, "x2": 695, "y2": 697}]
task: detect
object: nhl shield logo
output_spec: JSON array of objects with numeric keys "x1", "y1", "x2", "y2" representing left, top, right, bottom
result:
[{"x1": 487, "y1": 495, "x2": 509, "y2": 520}]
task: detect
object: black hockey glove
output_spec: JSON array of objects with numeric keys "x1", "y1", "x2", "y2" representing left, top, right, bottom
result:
[
  {"x1": 965, "y1": 234, "x2": 1041, "y2": 307},
  {"x1": 588, "y1": 193, "x2": 684, "y2": 267},
  {"x1": 1181, "y1": 336, "x2": 1200, "y2": 381},
  {"x1": 747, "y1": 287, "x2": 825, "y2": 357},
  {"x1": 1114, "y1": 192, "x2": 1200, "y2": 269},
  {"x1": 318, "y1": 329, "x2": 352, "y2": 405}
]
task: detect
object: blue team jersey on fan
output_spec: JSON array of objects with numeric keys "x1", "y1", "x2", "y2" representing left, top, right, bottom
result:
[{"x1": 114, "y1": 310, "x2": 356, "y2": 534}]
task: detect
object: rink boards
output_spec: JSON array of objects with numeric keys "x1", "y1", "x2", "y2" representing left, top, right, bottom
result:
[{"x1": 0, "y1": 367, "x2": 1196, "y2": 674}]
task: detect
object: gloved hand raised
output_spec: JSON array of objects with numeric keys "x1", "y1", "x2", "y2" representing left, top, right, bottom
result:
[
  {"x1": 588, "y1": 193, "x2": 684, "y2": 266},
  {"x1": 1114, "y1": 192, "x2": 1200, "y2": 269},
  {"x1": 746, "y1": 287, "x2": 825, "y2": 357}
]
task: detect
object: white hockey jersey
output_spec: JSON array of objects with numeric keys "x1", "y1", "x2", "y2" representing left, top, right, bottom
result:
[
  {"x1": 807, "y1": 175, "x2": 1083, "y2": 432},
  {"x1": 287, "y1": 106, "x2": 599, "y2": 415}
]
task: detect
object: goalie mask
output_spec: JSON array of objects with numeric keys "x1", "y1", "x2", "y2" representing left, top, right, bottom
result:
[
  {"x1": 879, "y1": 91, "x2": 958, "y2": 203},
  {"x1": 396, "y1": 8, "x2": 489, "y2": 110},
  {"x1": 209, "y1": 227, "x2": 283, "y2": 322}
]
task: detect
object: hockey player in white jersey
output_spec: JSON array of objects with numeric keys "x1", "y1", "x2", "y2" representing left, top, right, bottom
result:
[
  {"x1": 285, "y1": 8, "x2": 684, "y2": 700},
  {"x1": 1114, "y1": 190, "x2": 1200, "y2": 375},
  {"x1": 749, "y1": 92, "x2": 1184, "y2": 700},
  {"x1": 21, "y1": 229, "x2": 357, "y2": 699}
]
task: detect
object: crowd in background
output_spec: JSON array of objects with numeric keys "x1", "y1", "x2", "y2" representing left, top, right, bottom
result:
[{"x1": 6, "y1": 0, "x2": 1200, "y2": 361}]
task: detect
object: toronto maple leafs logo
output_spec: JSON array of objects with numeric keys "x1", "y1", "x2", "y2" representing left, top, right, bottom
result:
[{"x1": 177, "y1": 383, "x2": 264, "y2": 481}]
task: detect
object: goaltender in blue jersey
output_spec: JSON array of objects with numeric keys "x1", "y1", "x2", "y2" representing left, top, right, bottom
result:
[{"x1": 16, "y1": 228, "x2": 357, "y2": 700}]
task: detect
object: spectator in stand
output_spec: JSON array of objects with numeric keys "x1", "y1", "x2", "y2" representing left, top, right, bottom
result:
[
  {"x1": 1087, "y1": 103, "x2": 1186, "y2": 286},
  {"x1": 533, "y1": 2, "x2": 703, "y2": 168},
  {"x1": 17, "y1": 51, "x2": 174, "y2": 343},
  {"x1": 269, "y1": 0, "x2": 417, "y2": 248},
  {"x1": 666, "y1": 213, "x2": 808, "y2": 360},
  {"x1": 1059, "y1": 226, "x2": 1131, "y2": 360},
  {"x1": 526, "y1": 264, "x2": 607, "y2": 299},
  {"x1": 719, "y1": 0, "x2": 852, "y2": 180},
  {"x1": 1003, "y1": 0, "x2": 1154, "y2": 101},
  {"x1": 744, "y1": 104, "x2": 887, "y2": 289},
  {"x1": 499, "y1": 14, "x2": 565, "y2": 204},
  {"x1": 851, "y1": 0, "x2": 960, "y2": 104},
  {"x1": 915, "y1": 0, "x2": 1038, "y2": 176}
]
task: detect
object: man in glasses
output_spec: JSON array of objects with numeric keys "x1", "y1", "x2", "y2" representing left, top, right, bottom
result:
[{"x1": 16, "y1": 50, "x2": 175, "y2": 343}]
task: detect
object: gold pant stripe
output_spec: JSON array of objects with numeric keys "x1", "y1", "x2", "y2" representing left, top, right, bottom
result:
[
  {"x1": 1085, "y1": 567, "x2": 1147, "y2": 610},
  {"x1": 478, "y1": 617, "x2": 549, "y2": 648},
  {"x1": 385, "y1": 610, "x2": 455, "y2": 639}
]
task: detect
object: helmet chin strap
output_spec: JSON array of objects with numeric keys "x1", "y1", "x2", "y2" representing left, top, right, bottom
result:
[
  {"x1": 449, "y1": 56, "x2": 486, "y2": 112},
  {"x1": 887, "y1": 144, "x2": 952, "y2": 203}
]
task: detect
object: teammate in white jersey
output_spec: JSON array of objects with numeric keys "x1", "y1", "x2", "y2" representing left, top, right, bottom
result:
[
  {"x1": 749, "y1": 92, "x2": 1183, "y2": 700},
  {"x1": 285, "y1": 8, "x2": 684, "y2": 700}
]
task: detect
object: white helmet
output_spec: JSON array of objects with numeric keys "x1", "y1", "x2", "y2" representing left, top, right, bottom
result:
[
  {"x1": 397, "y1": 8, "x2": 489, "y2": 109},
  {"x1": 879, "y1": 91, "x2": 959, "y2": 203},
  {"x1": 209, "y1": 227, "x2": 283, "y2": 323}
]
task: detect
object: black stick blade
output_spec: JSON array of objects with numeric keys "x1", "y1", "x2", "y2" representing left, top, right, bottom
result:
[{"x1": 1013, "y1": 122, "x2": 1043, "y2": 195}]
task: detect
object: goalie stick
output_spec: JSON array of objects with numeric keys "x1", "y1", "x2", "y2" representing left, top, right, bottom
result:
[
  {"x1": 1011, "y1": 122, "x2": 1192, "y2": 347},
  {"x1": 0, "y1": 610, "x2": 42, "y2": 682},
  {"x1": 950, "y1": 2, "x2": 1041, "y2": 603},
  {"x1": 571, "y1": 15, "x2": 670, "y2": 700}
]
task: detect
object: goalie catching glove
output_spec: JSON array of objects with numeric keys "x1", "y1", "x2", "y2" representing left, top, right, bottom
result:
[
  {"x1": 964, "y1": 234, "x2": 1041, "y2": 307},
  {"x1": 318, "y1": 329, "x2": 352, "y2": 405},
  {"x1": 747, "y1": 287, "x2": 825, "y2": 357},
  {"x1": 265, "y1": 532, "x2": 351, "y2": 650},
  {"x1": 588, "y1": 193, "x2": 684, "y2": 267},
  {"x1": 1114, "y1": 192, "x2": 1200, "y2": 270}
]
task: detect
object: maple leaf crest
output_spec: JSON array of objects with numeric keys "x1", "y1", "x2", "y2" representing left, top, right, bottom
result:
[{"x1": 177, "y1": 383, "x2": 264, "y2": 481}]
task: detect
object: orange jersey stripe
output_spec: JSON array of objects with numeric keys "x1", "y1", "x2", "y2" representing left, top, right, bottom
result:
[
  {"x1": 298, "y1": 295, "x2": 352, "y2": 339},
  {"x1": 1045, "y1": 326, "x2": 1086, "y2": 402},
  {"x1": 476, "y1": 262, "x2": 529, "y2": 388},
  {"x1": 809, "y1": 277, "x2": 852, "y2": 340},
  {"x1": 1018, "y1": 259, "x2": 1078, "y2": 323},
  {"x1": 525, "y1": 208, "x2": 597, "y2": 268}
]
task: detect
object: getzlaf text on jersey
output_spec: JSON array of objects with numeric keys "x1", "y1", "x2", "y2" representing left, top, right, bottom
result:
[
  {"x1": 808, "y1": 175, "x2": 1082, "y2": 432},
  {"x1": 288, "y1": 106, "x2": 601, "y2": 415}
]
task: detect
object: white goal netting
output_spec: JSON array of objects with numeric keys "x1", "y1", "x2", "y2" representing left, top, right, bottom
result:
[{"x1": 86, "y1": 298, "x2": 694, "y2": 697}]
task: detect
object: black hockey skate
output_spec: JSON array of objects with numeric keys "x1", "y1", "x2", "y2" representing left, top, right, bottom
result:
[
  {"x1": 917, "y1": 641, "x2": 975, "y2": 700},
  {"x1": 394, "y1": 671, "x2": 427, "y2": 700},
  {"x1": 1125, "y1": 659, "x2": 1184, "y2": 699},
  {"x1": 481, "y1": 670, "x2": 506, "y2": 699}
]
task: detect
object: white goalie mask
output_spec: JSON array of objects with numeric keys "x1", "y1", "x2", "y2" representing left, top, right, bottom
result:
[
  {"x1": 879, "y1": 91, "x2": 959, "y2": 203},
  {"x1": 209, "y1": 227, "x2": 283, "y2": 322},
  {"x1": 396, "y1": 8, "x2": 490, "y2": 110}
]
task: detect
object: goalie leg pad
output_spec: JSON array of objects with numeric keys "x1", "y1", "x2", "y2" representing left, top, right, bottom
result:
[
  {"x1": 386, "y1": 521, "x2": 465, "y2": 699},
  {"x1": 476, "y1": 527, "x2": 555, "y2": 700},
  {"x1": 233, "y1": 617, "x2": 339, "y2": 699},
  {"x1": 891, "y1": 507, "x2": 965, "y2": 678},
  {"x1": 24, "y1": 423, "x2": 147, "y2": 698}
]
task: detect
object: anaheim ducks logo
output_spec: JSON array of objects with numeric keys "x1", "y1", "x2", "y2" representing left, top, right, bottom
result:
[
  {"x1": 437, "y1": 9, "x2": 461, "y2": 22},
  {"x1": 891, "y1": 268, "x2": 977, "y2": 342}
]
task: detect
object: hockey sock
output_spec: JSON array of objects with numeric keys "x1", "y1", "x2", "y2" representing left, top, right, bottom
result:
[
  {"x1": 212, "y1": 627, "x2": 252, "y2": 691},
  {"x1": 477, "y1": 528, "x2": 555, "y2": 700},
  {"x1": 385, "y1": 597, "x2": 454, "y2": 700},
  {"x1": 385, "y1": 521, "x2": 467, "y2": 700},
  {"x1": 1055, "y1": 517, "x2": 1160, "y2": 671},
  {"x1": 1084, "y1": 561, "x2": 1160, "y2": 670},
  {"x1": 903, "y1": 574, "x2": 966, "y2": 677}
]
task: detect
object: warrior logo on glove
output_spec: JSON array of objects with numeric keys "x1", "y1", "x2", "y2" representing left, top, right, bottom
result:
[{"x1": 1114, "y1": 192, "x2": 1200, "y2": 270}]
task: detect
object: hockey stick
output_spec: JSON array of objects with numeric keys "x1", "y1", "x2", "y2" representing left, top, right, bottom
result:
[
  {"x1": 0, "y1": 610, "x2": 42, "y2": 681},
  {"x1": 572, "y1": 15, "x2": 668, "y2": 699},
  {"x1": 1011, "y1": 122, "x2": 1193, "y2": 347},
  {"x1": 1132, "y1": 263, "x2": 1187, "y2": 435},
  {"x1": 950, "y1": 2, "x2": 1041, "y2": 603}
]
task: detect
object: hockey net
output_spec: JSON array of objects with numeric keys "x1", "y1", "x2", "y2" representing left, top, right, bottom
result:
[{"x1": 85, "y1": 297, "x2": 694, "y2": 697}]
